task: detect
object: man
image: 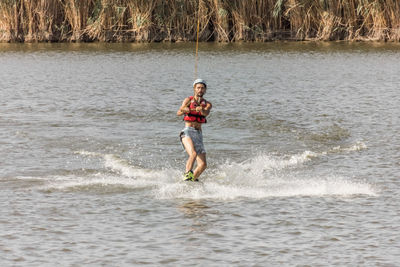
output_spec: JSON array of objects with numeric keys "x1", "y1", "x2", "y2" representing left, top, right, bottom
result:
[{"x1": 177, "y1": 79, "x2": 212, "y2": 181}]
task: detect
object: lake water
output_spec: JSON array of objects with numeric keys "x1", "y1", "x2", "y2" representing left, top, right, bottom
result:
[{"x1": 1, "y1": 42, "x2": 400, "y2": 266}]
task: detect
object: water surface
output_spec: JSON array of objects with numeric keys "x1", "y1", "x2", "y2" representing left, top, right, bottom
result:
[{"x1": 1, "y1": 42, "x2": 399, "y2": 266}]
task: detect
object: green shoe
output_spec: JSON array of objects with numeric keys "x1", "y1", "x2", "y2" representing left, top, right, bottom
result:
[{"x1": 183, "y1": 170, "x2": 195, "y2": 181}]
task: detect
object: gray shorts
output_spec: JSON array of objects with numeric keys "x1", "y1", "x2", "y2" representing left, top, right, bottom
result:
[{"x1": 180, "y1": 127, "x2": 206, "y2": 154}]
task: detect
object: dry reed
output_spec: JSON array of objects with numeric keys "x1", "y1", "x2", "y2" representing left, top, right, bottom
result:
[{"x1": 1, "y1": 0, "x2": 400, "y2": 42}]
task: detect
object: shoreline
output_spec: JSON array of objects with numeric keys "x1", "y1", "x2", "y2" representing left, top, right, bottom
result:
[{"x1": 1, "y1": 39, "x2": 400, "y2": 44}]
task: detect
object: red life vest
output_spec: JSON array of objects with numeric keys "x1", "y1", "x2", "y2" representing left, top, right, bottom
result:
[{"x1": 183, "y1": 96, "x2": 207, "y2": 123}]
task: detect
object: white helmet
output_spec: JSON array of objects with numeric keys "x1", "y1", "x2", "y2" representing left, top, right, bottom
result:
[{"x1": 193, "y1": 78, "x2": 207, "y2": 88}]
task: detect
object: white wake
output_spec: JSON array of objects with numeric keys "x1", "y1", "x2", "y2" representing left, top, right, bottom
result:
[{"x1": 41, "y1": 143, "x2": 377, "y2": 199}]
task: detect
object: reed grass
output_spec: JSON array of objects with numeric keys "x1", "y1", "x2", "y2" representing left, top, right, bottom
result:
[{"x1": 1, "y1": 0, "x2": 400, "y2": 42}]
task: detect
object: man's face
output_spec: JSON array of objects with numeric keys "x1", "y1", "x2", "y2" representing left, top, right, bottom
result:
[{"x1": 194, "y1": 83, "x2": 206, "y2": 97}]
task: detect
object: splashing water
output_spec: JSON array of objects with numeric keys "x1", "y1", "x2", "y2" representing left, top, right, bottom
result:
[{"x1": 37, "y1": 142, "x2": 376, "y2": 199}]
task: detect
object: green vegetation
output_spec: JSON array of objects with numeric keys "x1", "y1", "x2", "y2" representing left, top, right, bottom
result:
[{"x1": 1, "y1": 0, "x2": 399, "y2": 42}]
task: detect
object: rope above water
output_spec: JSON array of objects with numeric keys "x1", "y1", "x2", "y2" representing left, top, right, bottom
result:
[{"x1": 194, "y1": 0, "x2": 201, "y2": 80}]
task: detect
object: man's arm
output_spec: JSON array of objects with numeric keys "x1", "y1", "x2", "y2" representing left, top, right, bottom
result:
[
  {"x1": 196, "y1": 101, "x2": 212, "y2": 117},
  {"x1": 177, "y1": 97, "x2": 191, "y2": 116}
]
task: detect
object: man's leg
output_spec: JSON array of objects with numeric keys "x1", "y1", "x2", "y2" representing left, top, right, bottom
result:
[
  {"x1": 193, "y1": 153, "x2": 207, "y2": 179},
  {"x1": 181, "y1": 136, "x2": 197, "y2": 173}
]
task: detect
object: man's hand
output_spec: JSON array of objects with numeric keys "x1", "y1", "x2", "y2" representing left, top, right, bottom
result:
[
  {"x1": 195, "y1": 106, "x2": 203, "y2": 113},
  {"x1": 177, "y1": 97, "x2": 192, "y2": 116},
  {"x1": 181, "y1": 107, "x2": 190, "y2": 114}
]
